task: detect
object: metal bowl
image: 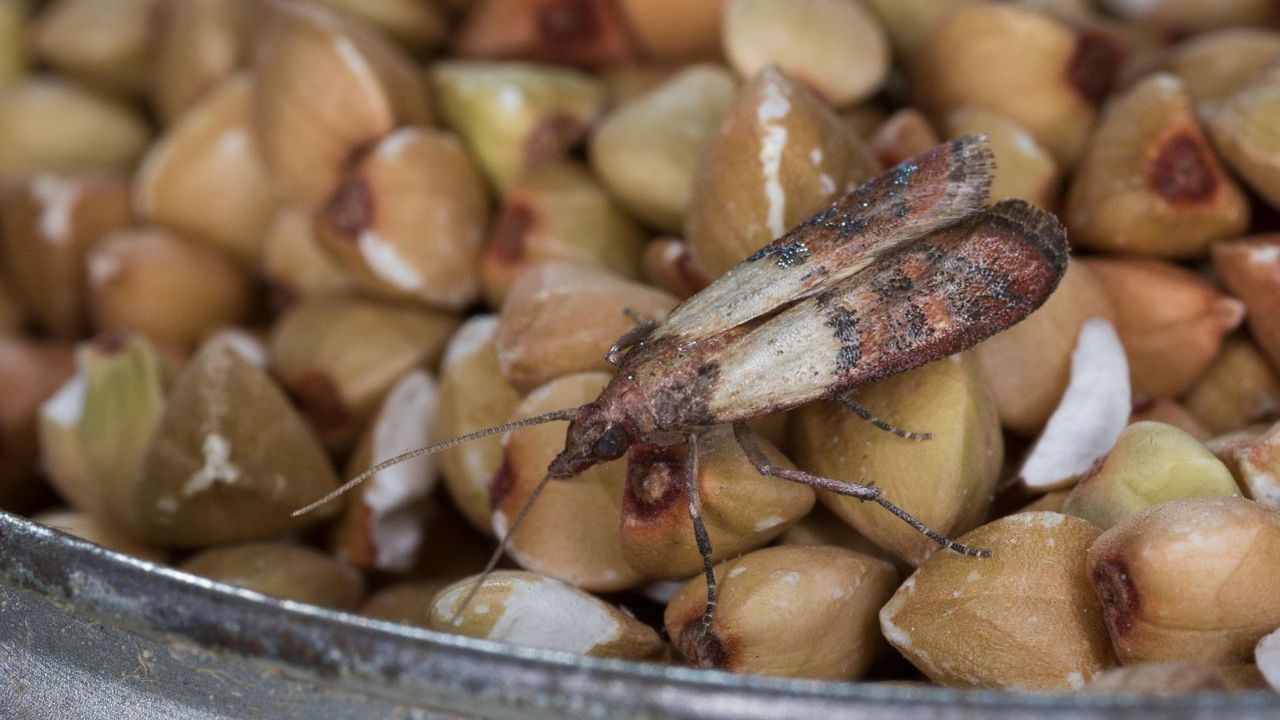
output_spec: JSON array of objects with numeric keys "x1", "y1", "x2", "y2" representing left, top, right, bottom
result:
[{"x1": 0, "y1": 509, "x2": 1275, "y2": 720}]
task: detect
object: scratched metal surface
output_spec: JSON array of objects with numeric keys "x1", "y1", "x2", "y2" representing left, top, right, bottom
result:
[{"x1": 0, "y1": 511, "x2": 1276, "y2": 720}]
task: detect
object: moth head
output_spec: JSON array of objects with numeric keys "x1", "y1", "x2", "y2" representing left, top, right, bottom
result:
[{"x1": 548, "y1": 404, "x2": 631, "y2": 477}]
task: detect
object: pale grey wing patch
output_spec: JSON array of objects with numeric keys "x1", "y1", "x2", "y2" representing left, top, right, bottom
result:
[
  {"x1": 705, "y1": 296, "x2": 845, "y2": 423},
  {"x1": 649, "y1": 258, "x2": 828, "y2": 349},
  {"x1": 653, "y1": 135, "x2": 995, "y2": 345}
]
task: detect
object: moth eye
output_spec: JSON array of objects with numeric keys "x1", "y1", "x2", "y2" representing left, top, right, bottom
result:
[{"x1": 593, "y1": 424, "x2": 628, "y2": 460}]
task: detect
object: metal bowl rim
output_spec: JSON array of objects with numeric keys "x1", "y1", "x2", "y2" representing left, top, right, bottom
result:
[{"x1": 3, "y1": 509, "x2": 1277, "y2": 716}]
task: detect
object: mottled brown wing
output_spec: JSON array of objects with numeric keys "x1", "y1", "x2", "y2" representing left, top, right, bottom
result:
[
  {"x1": 650, "y1": 135, "x2": 996, "y2": 344},
  {"x1": 699, "y1": 199, "x2": 1068, "y2": 426}
]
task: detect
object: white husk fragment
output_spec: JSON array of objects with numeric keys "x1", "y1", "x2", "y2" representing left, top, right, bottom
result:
[
  {"x1": 441, "y1": 317, "x2": 503, "y2": 484},
  {"x1": 30, "y1": 174, "x2": 81, "y2": 244},
  {"x1": 1257, "y1": 628, "x2": 1280, "y2": 692},
  {"x1": 1237, "y1": 424, "x2": 1280, "y2": 510},
  {"x1": 754, "y1": 514, "x2": 784, "y2": 532},
  {"x1": 497, "y1": 85, "x2": 524, "y2": 113},
  {"x1": 218, "y1": 127, "x2": 248, "y2": 157},
  {"x1": 880, "y1": 575, "x2": 949, "y2": 677},
  {"x1": 639, "y1": 579, "x2": 683, "y2": 604},
  {"x1": 440, "y1": 575, "x2": 621, "y2": 653},
  {"x1": 378, "y1": 127, "x2": 418, "y2": 159},
  {"x1": 358, "y1": 229, "x2": 425, "y2": 291},
  {"x1": 87, "y1": 252, "x2": 122, "y2": 287},
  {"x1": 491, "y1": 509, "x2": 508, "y2": 539},
  {"x1": 756, "y1": 76, "x2": 791, "y2": 239},
  {"x1": 364, "y1": 371, "x2": 440, "y2": 571},
  {"x1": 488, "y1": 576, "x2": 620, "y2": 653},
  {"x1": 1250, "y1": 245, "x2": 1280, "y2": 266},
  {"x1": 42, "y1": 373, "x2": 86, "y2": 427},
  {"x1": 1019, "y1": 318, "x2": 1131, "y2": 490},
  {"x1": 442, "y1": 316, "x2": 499, "y2": 371},
  {"x1": 182, "y1": 433, "x2": 241, "y2": 496},
  {"x1": 334, "y1": 36, "x2": 374, "y2": 84},
  {"x1": 1241, "y1": 466, "x2": 1280, "y2": 509},
  {"x1": 203, "y1": 329, "x2": 269, "y2": 368}
]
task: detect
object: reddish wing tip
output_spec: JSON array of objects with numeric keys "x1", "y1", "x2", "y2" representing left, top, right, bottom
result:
[{"x1": 985, "y1": 198, "x2": 1070, "y2": 281}]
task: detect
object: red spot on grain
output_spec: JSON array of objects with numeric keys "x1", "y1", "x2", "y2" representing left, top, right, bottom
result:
[
  {"x1": 93, "y1": 330, "x2": 130, "y2": 353},
  {"x1": 288, "y1": 370, "x2": 351, "y2": 435},
  {"x1": 322, "y1": 179, "x2": 373, "y2": 242},
  {"x1": 622, "y1": 443, "x2": 685, "y2": 524},
  {"x1": 1080, "y1": 451, "x2": 1112, "y2": 486},
  {"x1": 1150, "y1": 133, "x2": 1217, "y2": 204},
  {"x1": 489, "y1": 458, "x2": 515, "y2": 511},
  {"x1": 485, "y1": 202, "x2": 535, "y2": 265},
  {"x1": 525, "y1": 114, "x2": 588, "y2": 166},
  {"x1": 677, "y1": 620, "x2": 731, "y2": 669},
  {"x1": 1068, "y1": 28, "x2": 1125, "y2": 106},
  {"x1": 674, "y1": 247, "x2": 711, "y2": 296},
  {"x1": 265, "y1": 280, "x2": 300, "y2": 315},
  {"x1": 536, "y1": 0, "x2": 600, "y2": 45},
  {"x1": 1091, "y1": 554, "x2": 1139, "y2": 638},
  {"x1": 343, "y1": 500, "x2": 376, "y2": 568}
]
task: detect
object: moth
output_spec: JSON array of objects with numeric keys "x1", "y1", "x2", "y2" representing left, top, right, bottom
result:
[{"x1": 297, "y1": 135, "x2": 1069, "y2": 658}]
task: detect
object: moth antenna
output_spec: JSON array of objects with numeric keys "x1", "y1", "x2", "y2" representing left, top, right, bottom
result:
[
  {"x1": 291, "y1": 407, "x2": 581, "y2": 517},
  {"x1": 449, "y1": 469, "x2": 556, "y2": 626}
]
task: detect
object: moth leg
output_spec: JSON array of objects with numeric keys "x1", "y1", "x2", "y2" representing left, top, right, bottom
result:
[
  {"x1": 837, "y1": 394, "x2": 932, "y2": 441},
  {"x1": 605, "y1": 316, "x2": 658, "y2": 366},
  {"x1": 680, "y1": 431, "x2": 723, "y2": 665},
  {"x1": 731, "y1": 423, "x2": 991, "y2": 558},
  {"x1": 685, "y1": 433, "x2": 717, "y2": 627}
]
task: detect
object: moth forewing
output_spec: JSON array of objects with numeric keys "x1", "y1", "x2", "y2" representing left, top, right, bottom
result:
[
  {"x1": 702, "y1": 199, "x2": 1069, "y2": 425},
  {"x1": 652, "y1": 135, "x2": 996, "y2": 345}
]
